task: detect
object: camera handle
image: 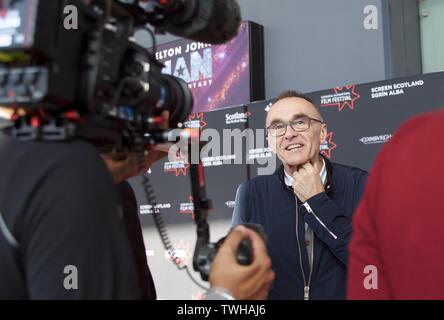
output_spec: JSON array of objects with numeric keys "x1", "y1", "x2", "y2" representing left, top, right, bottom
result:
[{"x1": 188, "y1": 129, "x2": 253, "y2": 282}]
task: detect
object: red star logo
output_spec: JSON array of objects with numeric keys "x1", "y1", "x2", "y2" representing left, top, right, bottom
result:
[
  {"x1": 166, "y1": 240, "x2": 192, "y2": 266},
  {"x1": 322, "y1": 85, "x2": 361, "y2": 111},
  {"x1": 180, "y1": 195, "x2": 195, "y2": 219},
  {"x1": 174, "y1": 163, "x2": 190, "y2": 177},
  {"x1": 164, "y1": 150, "x2": 190, "y2": 176},
  {"x1": 320, "y1": 132, "x2": 337, "y2": 159},
  {"x1": 187, "y1": 112, "x2": 207, "y2": 128},
  {"x1": 0, "y1": 1, "x2": 14, "y2": 16}
]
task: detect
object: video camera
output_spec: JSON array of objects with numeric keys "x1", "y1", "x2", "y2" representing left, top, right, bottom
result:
[
  {"x1": 0, "y1": 0, "x2": 249, "y2": 285},
  {"x1": 0, "y1": 0, "x2": 197, "y2": 149}
]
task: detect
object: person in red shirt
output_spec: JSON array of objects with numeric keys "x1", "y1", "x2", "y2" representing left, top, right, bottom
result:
[{"x1": 347, "y1": 109, "x2": 444, "y2": 299}]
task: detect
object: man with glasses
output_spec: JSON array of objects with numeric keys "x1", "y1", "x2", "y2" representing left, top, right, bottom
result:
[{"x1": 232, "y1": 90, "x2": 368, "y2": 299}]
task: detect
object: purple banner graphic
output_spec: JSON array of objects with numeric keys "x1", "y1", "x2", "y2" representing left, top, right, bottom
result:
[{"x1": 155, "y1": 22, "x2": 252, "y2": 112}]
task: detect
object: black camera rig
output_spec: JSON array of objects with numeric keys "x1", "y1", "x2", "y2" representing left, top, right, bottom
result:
[{"x1": 0, "y1": 0, "x2": 251, "y2": 286}]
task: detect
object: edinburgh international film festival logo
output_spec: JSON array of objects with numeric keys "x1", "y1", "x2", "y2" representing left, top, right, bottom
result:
[
  {"x1": 184, "y1": 112, "x2": 208, "y2": 129},
  {"x1": 320, "y1": 85, "x2": 361, "y2": 112},
  {"x1": 320, "y1": 131, "x2": 337, "y2": 159},
  {"x1": 163, "y1": 113, "x2": 207, "y2": 177},
  {"x1": 163, "y1": 149, "x2": 190, "y2": 177},
  {"x1": 165, "y1": 240, "x2": 193, "y2": 266},
  {"x1": 179, "y1": 195, "x2": 195, "y2": 220}
]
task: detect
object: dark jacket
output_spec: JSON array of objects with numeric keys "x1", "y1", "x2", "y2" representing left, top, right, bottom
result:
[
  {"x1": 231, "y1": 156, "x2": 367, "y2": 300},
  {"x1": 0, "y1": 139, "x2": 147, "y2": 299}
]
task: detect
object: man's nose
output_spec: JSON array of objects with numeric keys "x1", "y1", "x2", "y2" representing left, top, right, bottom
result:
[{"x1": 284, "y1": 125, "x2": 299, "y2": 139}]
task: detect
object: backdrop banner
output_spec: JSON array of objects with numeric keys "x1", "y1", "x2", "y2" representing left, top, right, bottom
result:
[{"x1": 129, "y1": 71, "x2": 444, "y2": 299}]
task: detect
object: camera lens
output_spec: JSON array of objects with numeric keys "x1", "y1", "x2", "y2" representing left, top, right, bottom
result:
[{"x1": 158, "y1": 74, "x2": 193, "y2": 127}]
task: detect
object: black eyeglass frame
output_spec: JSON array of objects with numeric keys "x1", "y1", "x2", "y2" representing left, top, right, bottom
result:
[{"x1": 266, "y1": 117, "x2": 324, "y2": 137}]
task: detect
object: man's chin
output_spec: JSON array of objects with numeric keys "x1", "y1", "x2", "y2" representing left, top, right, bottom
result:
[{"x1": 284, "y1": 157, "x2": 309, "y2": 168}]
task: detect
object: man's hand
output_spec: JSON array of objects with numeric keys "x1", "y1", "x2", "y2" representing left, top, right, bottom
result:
[
  {"x1": 101, "y1": 145, "x2": 169, "y2": 183},
  {"x1": 292, "y1": 162, "x2": 324, "y2": 203},
  {"x1": 102, "y1": 152, "x2": 141, "y2": 183},
  {"x1": 102, "y1": 111, "x2": 171, "y2": 183},
  {"x1": 209, "y1": 226, "x2": 275, "y2": 300}
]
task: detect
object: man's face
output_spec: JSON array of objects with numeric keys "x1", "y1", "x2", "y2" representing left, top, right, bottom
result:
[{"x1": 266, "y1": 97, "x2": 327, "y2": 168}]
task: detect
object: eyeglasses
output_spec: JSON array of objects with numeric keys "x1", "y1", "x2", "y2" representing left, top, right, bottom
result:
[{"x1": 267, "y1": 117, "x2": 324, "y2": 137}]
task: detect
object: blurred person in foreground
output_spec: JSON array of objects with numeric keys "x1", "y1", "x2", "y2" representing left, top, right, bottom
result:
[{"x1": 348, "y1": 109, "x2": 444, "y2": 299}]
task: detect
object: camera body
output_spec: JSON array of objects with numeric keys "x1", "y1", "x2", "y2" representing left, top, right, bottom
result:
[{"x1": 0, "y1": 0, "x2": 192, "y2": 144}]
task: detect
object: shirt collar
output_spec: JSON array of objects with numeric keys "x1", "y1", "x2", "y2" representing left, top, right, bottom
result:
[{"x1": 284, "y1": 158, "x2": 327, "y2": 187}]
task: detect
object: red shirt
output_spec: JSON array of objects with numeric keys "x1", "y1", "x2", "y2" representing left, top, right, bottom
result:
[{"x1": 348, "y1": 109, "x2": 444, "y2": 299}]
